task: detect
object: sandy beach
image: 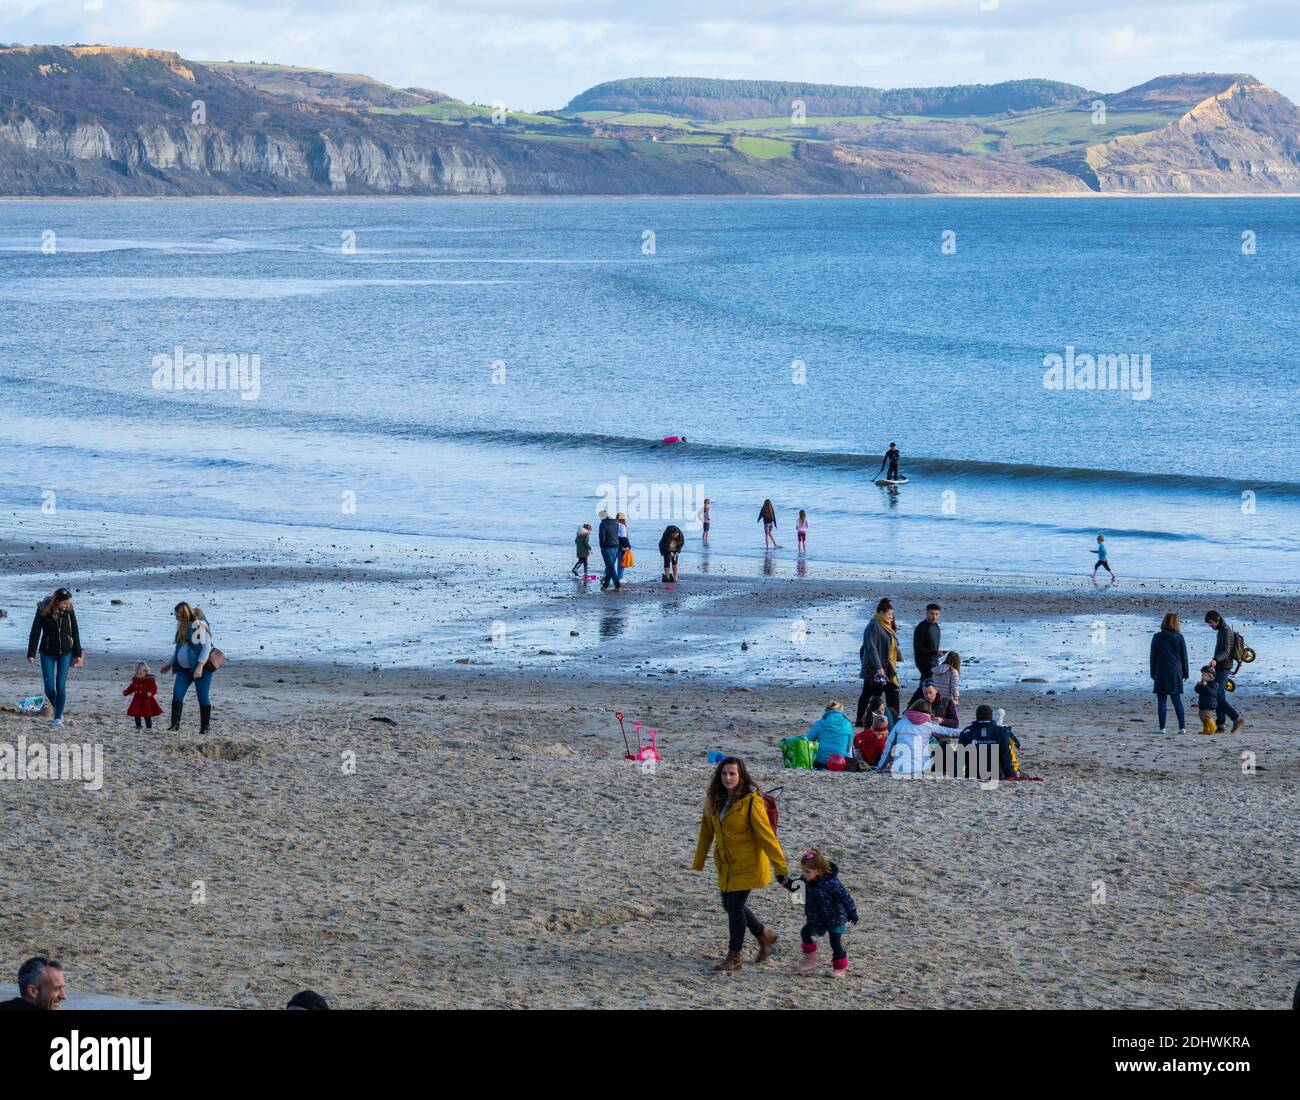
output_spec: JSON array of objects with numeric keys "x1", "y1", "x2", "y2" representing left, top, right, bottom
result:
[{"x1": 3, "y1": 534, "x2": 1296, "y2": 1010}]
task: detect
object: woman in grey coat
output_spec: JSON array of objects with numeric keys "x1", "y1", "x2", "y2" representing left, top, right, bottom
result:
[{"x1": 855, "y1": 597, "x2": 901, "y2": 726}]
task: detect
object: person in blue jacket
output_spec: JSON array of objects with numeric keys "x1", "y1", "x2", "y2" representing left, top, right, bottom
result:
[{"x1": 807, "y1": 700, "x2": 855, "y2": 770}]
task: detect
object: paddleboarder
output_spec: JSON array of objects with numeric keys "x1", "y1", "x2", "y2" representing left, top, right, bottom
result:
[{"x1": 873, "y1": 444, "x2": 904, "y2": 483}]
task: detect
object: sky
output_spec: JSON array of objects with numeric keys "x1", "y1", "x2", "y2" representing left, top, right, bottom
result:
[{"x1": 2, "y1": 0, "x2": 1298, "y2": 111}]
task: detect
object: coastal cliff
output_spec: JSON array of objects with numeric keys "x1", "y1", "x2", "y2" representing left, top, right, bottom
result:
[{"x1": 2, "y1": 46, "x2": 1297, "y2": 196}]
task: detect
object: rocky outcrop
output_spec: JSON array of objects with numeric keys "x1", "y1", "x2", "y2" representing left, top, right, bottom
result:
[{"x1": 1082, "y1": 82, "x2": 1300, "y2": 192}]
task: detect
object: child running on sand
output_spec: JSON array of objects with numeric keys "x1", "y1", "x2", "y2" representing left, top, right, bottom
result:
[
  {"x1": 780, "y1": 849, "x2": 858, "y2": 976},
  {"x1": 572, "y1": 523, "x2": 592, "y2": 577},
  {"x1": 1193, "y1": 666, "x2": 1219, "y2": 734},
  {"x1": 1092, "y1": 534, "x2": 1115, "y2": 585},
  {"x1": 123, "y1": 662, "x2": 163, "y2": 730},
  {"x1": 796, "y1": 509, "x2": 808, "y2": 553}
]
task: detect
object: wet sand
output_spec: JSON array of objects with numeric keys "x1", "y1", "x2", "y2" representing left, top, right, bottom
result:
[{"x1": 0, "y1": 538, "x2": 1294, "y2": 1014}]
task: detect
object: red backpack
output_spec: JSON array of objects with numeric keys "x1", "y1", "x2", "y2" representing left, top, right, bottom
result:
[{"x1": 755, "y1": 788, "x2": 781, "y2": 832}]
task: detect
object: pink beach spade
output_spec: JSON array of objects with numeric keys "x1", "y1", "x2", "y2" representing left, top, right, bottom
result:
[
  {"x1": 636, "y1": 728, "x2": 661, "y2": 763},
  {"x1": 615, "y1": 712, "x2": 661, "y2": 761}
]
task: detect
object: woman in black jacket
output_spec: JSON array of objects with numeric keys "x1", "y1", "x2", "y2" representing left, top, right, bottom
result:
[
  {"x1": 658, "y1": 525, "x2": 684, "y2": 582},
  {"x1": 1149, "y1": 611, "x2": 1189, "y2": 734},
  {"x1": 26, "y1": 586, "x2": 84, "y2": 727}
]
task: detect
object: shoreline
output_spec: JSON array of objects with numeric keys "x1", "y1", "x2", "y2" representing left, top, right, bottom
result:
[
  {"x1": 4, "y1": 522, "x2": 1299, "y2": 692},
  {"x1": 5, "y1": 192, "x2": 1300, "y2": 202}
]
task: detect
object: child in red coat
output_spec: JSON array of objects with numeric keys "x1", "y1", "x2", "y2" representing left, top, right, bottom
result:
[{"x1": 123, "y1": 662, "x2": 164, "y2": 729}]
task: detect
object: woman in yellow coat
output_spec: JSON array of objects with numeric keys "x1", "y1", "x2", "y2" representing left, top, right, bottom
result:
[{"x1": 692, "y1": 756, "x2": 789, "y2": 972}]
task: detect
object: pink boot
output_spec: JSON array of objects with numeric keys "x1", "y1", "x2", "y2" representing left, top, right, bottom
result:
[
  {"x1": 831, "y1": 956, "x2": 848, "y2": 978},
  {"x1": 797, "y1": 942, "x2": 818, "y2": 973}
]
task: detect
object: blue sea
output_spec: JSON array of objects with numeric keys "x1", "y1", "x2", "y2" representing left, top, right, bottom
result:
[{"x1": 1, "y1": 196, "x2": 1298, "y2": 584}]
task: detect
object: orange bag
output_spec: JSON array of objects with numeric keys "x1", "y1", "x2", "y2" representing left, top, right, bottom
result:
[{"x1": 620, "y1": 548, "x2": 634, "y2": 569}]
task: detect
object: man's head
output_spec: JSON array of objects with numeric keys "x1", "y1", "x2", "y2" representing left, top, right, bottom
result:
[
  {"x1": 17, "y1": 956, "x2": 65, "y2": 1009},
  {"x1": 926, "y1": 603, "x2": 941, "y2": 623},
  {"x1": 976, "y1": 704, "x2": 994, "y2": 722},
  {"x1": 1204, "y1": 610, "x2": 1222, "y2": 627},
  {"x1": 286, "y1": 990, "x2": 330, "y2": 1011}
]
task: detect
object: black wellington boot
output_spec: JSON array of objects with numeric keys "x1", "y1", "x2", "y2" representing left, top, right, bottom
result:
[
  {"x1": 199, "y1": 704, "x2": 212, "y2": 736},
  {"x1": 168, "y1": 700, "x2": 183, "y2": 732}
]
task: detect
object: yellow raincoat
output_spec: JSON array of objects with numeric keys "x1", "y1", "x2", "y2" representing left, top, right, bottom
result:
[{"x1": 692, "y1": 790, "x2": 788, "y2": 892}]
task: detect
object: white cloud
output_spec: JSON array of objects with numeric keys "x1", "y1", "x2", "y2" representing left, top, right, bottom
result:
[{"x1": 2, "y1": 0, "x2": 1296, "y2": 108}]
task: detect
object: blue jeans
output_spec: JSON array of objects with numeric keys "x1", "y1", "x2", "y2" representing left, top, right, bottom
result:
[
  {"x1": 1214, "y1": 667, "x2": 1239, "y2": 726},
  {"x1": 600, "y1": 546, "x2": 621, "y2": 588},
  {"x1": 40, "y1": 651, "x2": 73, "y2": 720},
  {"x1": 173, "y1": 665, "x2": 213, "y2": 706},
  {"x1": 1156, "y1": 693, "x2": 1185, "y2": 730}
]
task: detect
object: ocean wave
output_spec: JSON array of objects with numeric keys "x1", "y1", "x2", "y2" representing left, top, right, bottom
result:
[
  {"x1": 410, "y1": 427, "x2": 1300, "y2": 497},
  {"x1": 3, "y1": 372, "x2": 1294, "y2": 499},
  {"x1": 0, "y1": 276, "x2": 515, "y2": 301},
  {"x1": 0, "y1": 236, "x2": 300, "y2": 254}
]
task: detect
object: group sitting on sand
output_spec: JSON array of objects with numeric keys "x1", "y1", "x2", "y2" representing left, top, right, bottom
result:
[{"x1": 844, "y1": 595, "x2": 1024, "y2": 778}]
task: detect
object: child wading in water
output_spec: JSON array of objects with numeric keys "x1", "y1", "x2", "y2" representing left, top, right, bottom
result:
[
  {"x1": 758, "y1": 499, "x2": 781, "y2": 550},
  {"x1": 698, "y1": 498, "x2": 712, "y2": 544},
  {"x1": 123, "y1": 662, "x2": 163, "y2": 730},
  {"x1": 572, "y1": 523, "x2": 592, "y2": 577},
  {"x1": 1092, "y1": 534, "x2": 1115, "y2": 585},
  {"x1": 782, "y1": 849, "x2": 858, "y2": 976},
  {"x1": 796, "y1": 510, "x2": 808, "y2": 553}
]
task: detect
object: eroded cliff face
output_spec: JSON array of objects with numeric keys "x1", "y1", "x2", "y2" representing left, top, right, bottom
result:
[
  {"x1": 4, "y1": 46, "x2": 1298, "y2": 196},
  {"x1": 0, "y1": 107, "x2": 536, "y2": 196},
  {"x1": 0, "y1": 44, "x2": 1096, "y2": 197},
  {"x1": 1083, "y1": 82, "x2": 1300, "y2": 192}
]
